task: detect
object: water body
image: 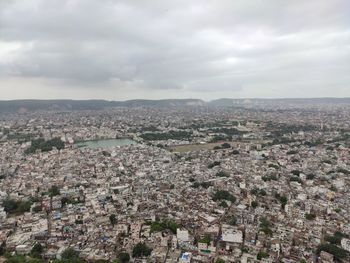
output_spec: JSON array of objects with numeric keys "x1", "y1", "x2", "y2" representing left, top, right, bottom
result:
[{"x1": 76, "y1": 138, "x2": 136, "y2": 149}]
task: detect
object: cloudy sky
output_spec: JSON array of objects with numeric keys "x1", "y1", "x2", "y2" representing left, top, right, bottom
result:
[{"x1": 1, "y1": 0, "x2": 349, "y2": 100}]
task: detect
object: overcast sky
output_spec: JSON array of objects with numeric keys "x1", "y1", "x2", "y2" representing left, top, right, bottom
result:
[{"x1": 1, "y1": 0, "x2": 349, "y2": 100}]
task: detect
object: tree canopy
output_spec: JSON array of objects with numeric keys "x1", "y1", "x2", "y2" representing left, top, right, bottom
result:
[
  {"x1": 132, "y1": 243, "x2": 152, "y2": 258},
  {"x1": 118, "y1": 252, "x2": 130, "y2": 263},
  {"x1": 3, "y1": 198, "x2": 32, "y2": 214},
  {"x1": 25, "y1": 137, "x2": 64, "y2": 154},
  {"x1": 150, "y1": 219, "x2": 178, "y2": 234},
  {"x1": 109, "y1": 214, "x2": 117, "y2": 226},
  {"x1": 317, "y1": 243, "x2": 348, "y2": 260},
  {"x1": 213, "y1": 190, "x2": 235, "y2": 202}
]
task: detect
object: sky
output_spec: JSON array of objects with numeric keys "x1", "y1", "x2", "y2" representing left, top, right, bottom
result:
[{"x1": 0, "y1": 0, "x2": 350, "y2": 100}]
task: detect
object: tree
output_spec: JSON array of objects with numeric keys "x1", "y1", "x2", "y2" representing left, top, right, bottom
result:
[
  {"x1": 275, "y1": 194, "x2": 288, "y2": 209},
  {"x1": 132, "y1": 243, "x2": 152, "y2": 258},
  {"x1": 251, "y1": 201, "x2": 258, "y2": 208},
  {"x1": 305, "y1": 213, "x2": 316, "y2": 220},
  {"x1": 4, "y1": 255, "x2": 26, "y2": 263},
  {"x1": 150, "y1": 219, "x2": 178, "y2": 234},
  {"x1": 3, "y1": 198, "x2": 17, "y2": 213},
  {"x1": 25, "y1": 137, "x2": 64, "y2": 154},
  {"x1": 325, "y1": 232, "x2": 348, "y2": 245},
  {"x1": 31, "y1": 243, "x2": 43, "y2": 258},
  {"x1": 2, "y1": 198, "x2": 32, "y2": 214},
  {"x1": 317, "y1": 243, "x2": 347, "y2": 260},
  {"x1": 109, "y1": 214, "x2": 117, "y2": 226},
  {"x1": 5, "y1": 255, "x2": 44, "y2": 263},
  {"x1": 307, "y1": 173, "x2": 315, "y2": 180},
  {"x1": 257, "y1": 251, "x2": 269, "y2": 260},
  {"x1": 28, "y1": 259, "x2": 45, "y2": 263},
  {"x1": 212, "y1": 190, "x2": 235, "y2": 202},
  {"x1": 199, "y1": 235, "x2": 211, "y2": 245},
  {"x1": 49, "y1": 185, "x2": 60, "y2": 197},
  {"x1": 219, "y1": 201, "x2": 228, "y2": 208},
  {"x1": 208, "y1": 161, "x2": 221, "y2": 168},
  {"x1": 32, "y1": 205, "x2": 42, "y2": 213},
  {"x1": 259, "y1": 189, "x2": 266, "y2": 196},
  {"x1": 221, "y1": 143, "x2": 231, "y2": 149},
  {"x1": 17, "y1": 201, "x2": 32, "y2": 213},
  {"x1": 61, "y1": 248, "x2": 79, "y2": 260},
  {"x1": 228, "y1": 216, "x2": 237, "y2": 226},
  {"x1": 118, "y1": 252, "x2": 130, "y2": 263},
  {"x1": 231, "y1": 150, "x2": 240, "y2": 155},
  {"x1": 291, "y1": 170, "x2": 301, "y2": 176},
  {"x1": 216, "y1": 258, "x2": 225, "y2": 263},
  {"x1": 260, "y1": 218, "x2": 273, "y2": 236}
]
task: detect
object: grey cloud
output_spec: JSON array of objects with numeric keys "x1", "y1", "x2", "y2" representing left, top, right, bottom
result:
[{"x1": 0, "y1": 0, "x2": 349, "y2": 99}]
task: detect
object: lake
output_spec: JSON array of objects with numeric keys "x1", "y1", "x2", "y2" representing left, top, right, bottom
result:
[{"x1": 76, "y1": 138, "x2": 137, "y2": 149}]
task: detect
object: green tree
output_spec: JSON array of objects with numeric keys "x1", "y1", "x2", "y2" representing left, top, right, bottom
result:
[
  {"x1": 118, "y1": 252, "x2": 130, "y2": 263},
  {"x1": 307, "y1": 173, "x2": 315, "y2": 180},
  {"x1": 275, "y1": 194, "x2": 287, "y2": 209},
  {"x1": 132, "y1": 243, "x2": 152, "y2": 258},
  {"x1": 109, "y1": 214, "x2": 117, "y2": 226},
  {"x1": 199, "y1": 235, "x2": 211, "y2": 245},
  {"x1": 49, "y1": 185, "x2": 60, "y2": 197},
  {"x1": 317, "y1": 243, "x2": 347, "y2": 260},
  {"x1": 221, "y1": 143, "x2": 231, "y2": 149},
  {"x1": 257, "y1": 251, "x2": 269, "y2": 260},
  {"x1": 260, "y1": 218, "x2": 273, "y2": 236},
  {"x1": 251, "y1": 201, "x2": 258, "y2": 208},
  {"x1": 325, "y1": 232, "x2": 348, "y2": 245},
  {"x1": 228, "y1": 216, "x2": 237, "y2": 226},
  {"x1": 219, "y1": 201, "x2": 228, "y2": 208},
  {"x1": 31, "y1": 243, "x2": 43, "y2": 258},
  {"x1": 3, "y1": 198, "x2": 18, "y2": 213},
  {"x1": 2, "y1": 198, "x2": 32, "y2": 214},
  {"x1": 212, "y1": 190, "x2": 235, "y2": 202},
  {"x1": 4, "y1": 255, "x2": 26, "y2": 263},
  {"x1": 61, "y1": 248, "x2": 79, "y2": 260},
  {"x1": 28, "y1": 259, "x2": 45, "y2": 263},
  {"x1": 216, "y1": 258, "x2": 225, "y2": 263},
  {"x1": 17, "y1": 201, "x2": 32, "y2": 213},
  {"x1": 305, "y1": 213, "x2": 316, "y2": 220},
  {"x1": 25, "y1": 137, "x2": 64, "y2": 154}
]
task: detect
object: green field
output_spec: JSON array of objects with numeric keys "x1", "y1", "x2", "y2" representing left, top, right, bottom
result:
[{"x1": 168, "y1": 142, "x2": 233, "y2": 153}]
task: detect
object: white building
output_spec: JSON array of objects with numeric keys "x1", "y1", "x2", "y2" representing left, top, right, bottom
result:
[
  {"x1": 341, "y1": 238, "x2": 350, "y2": 252},
  {"x1": 221, "y1": 224, "x2": 243, "y2": 243},
  {"x1": 177, "y1": 229, "x2": 189, "y2": 242}
]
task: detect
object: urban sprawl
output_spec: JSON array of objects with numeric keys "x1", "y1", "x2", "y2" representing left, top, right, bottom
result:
[{"x1": 0, "y1": 102, "x2": 349, "y2": 263}]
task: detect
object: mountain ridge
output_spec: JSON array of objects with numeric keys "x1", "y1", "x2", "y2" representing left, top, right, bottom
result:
[{"x1": 0, "y1": 98, "x2": 349, "y2": 113}]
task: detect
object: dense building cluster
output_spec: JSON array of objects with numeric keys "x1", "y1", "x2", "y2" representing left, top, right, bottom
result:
[{"x1": 0, "y1": 103, "x2": 349, "y2": 263}]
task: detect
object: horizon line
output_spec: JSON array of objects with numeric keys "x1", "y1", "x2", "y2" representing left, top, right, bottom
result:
[{"x1": 1, "y1": 97, "x2": 350, "y2": 102}]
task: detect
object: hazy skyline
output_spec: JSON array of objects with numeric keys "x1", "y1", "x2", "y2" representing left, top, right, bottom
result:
[{"x1": 1, "y1": 0, "x2": 350, "y2": 100}]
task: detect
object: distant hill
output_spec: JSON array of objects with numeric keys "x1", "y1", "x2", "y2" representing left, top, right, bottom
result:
[
  {"x1": 209, "y1": 98, "x2": 350, "y2": 106},
  {"x1": 0, "y1": 99, "x2": 205, "y2": 113},
  {"x1": 0, "y1": 98, "x2": 349, "y2": 113},
  {"x1": 117, "y1": 99, "x2": 205, "y2": 107}
]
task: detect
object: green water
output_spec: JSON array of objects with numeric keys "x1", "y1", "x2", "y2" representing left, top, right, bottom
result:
[{"x1": 76, "y1": 138, "x2": 136, "y2": 149}]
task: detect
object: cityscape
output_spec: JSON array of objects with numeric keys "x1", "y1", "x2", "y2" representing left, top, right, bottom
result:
[
  {"x1": 1, "y1": 0, "x2": 350, "y2": 262},
  {"x1": 0, "y1": 99, "x2": 349, "y2": 263}
]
